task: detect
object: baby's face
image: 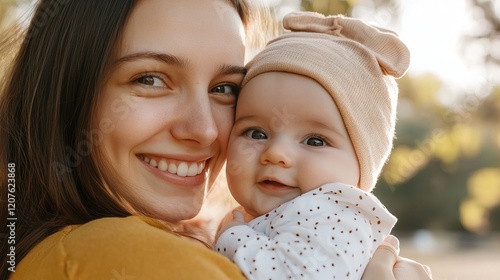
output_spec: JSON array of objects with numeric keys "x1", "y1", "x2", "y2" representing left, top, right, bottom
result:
[{"x1": 226, "y1": 72, "x2": 360, "y2": 216}]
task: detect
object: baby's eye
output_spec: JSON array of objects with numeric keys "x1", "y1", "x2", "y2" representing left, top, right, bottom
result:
[
  {"x1": 136, "y1": 75, "x2": 166, "y2": 87},
  {"x1": 245, "y1": 129, "x2": 267, "y2": 140},
  {"x1": 302, "y1": 136, "x2": 326, "y2": 147},
  {"x1": 210, "y1": 84, "x2": 240, "y2": 96}
]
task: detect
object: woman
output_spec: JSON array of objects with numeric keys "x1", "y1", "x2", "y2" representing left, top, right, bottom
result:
[{"x1": 0, "y1": 0, "x2": 431, "y2": 279}]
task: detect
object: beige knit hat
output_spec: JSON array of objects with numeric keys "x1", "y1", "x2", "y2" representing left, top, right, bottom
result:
[{"x1": 242, "y1": 11, "x2": 410, "y2": 192}]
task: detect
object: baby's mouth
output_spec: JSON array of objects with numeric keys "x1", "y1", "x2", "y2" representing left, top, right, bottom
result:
[
  {"x1": 259, "y1": 179, "x2": 296, "y2": 190},
  {"x1": 261, "y1": 180, "x2": 290, "y2": 187}
]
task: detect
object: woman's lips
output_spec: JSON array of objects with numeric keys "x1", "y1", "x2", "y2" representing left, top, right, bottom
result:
[
  {"x1": 138, "y1": 154, "x2": 209, "y2": 187},
  {"x1": 141, "y1": 155, "x2": 205, "y2": 177}
]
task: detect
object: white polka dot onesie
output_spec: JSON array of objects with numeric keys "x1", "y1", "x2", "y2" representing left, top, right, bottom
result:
[{"x1": 215, "y1": 183, "x2": 397, "y2": 280}]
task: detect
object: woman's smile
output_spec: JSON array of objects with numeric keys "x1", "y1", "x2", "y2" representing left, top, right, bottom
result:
[
  {"x1": 139, "y1": 154, "x2": 209, "y2": 187},
  {"x1": 141, "y1": 155, "x2": 206, "y2": 177}
]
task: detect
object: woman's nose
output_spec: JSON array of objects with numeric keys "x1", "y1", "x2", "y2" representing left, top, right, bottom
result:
[
  {"x1": 259, "y1": 138, "x2": 293, "y2": 168},
  {"x1": 170, "y1": 91, "x2": 218, "y2": 146}
]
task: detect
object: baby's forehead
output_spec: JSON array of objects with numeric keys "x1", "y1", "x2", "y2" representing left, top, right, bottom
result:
[
  {"x1": 240, "y1": 71, "x2": 339, "y2": 105},
  {"x1": 236, "y1": 71, "x2": 346, "y2": 129},
  {"x1": 242, "y1": 71, "x2": 327, "y2": 90}
]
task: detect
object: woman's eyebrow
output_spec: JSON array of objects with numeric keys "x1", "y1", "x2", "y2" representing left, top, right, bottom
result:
[
  {"x1": 115, "y1": 51, "x2": 187, "y2": 66},
  {"x1": 218, "y1": 64, "x2": 246, "y2": 76},
  {"x1": 114, "y1": 51, "x2": 245, "y2": 76}
]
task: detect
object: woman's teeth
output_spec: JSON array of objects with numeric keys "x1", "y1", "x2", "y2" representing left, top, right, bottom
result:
[{"x1": 143, "y1": 156, "x2": 205, "y2": 177}]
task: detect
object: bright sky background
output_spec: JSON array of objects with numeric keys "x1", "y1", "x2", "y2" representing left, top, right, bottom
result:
[
  {"x1": 399, "y1": 0, "x2": 468, "y2": 78},
  {"x1": 399, "y1": 0, "x2": 488, "y2": 93},
  {"x1": 353, "y1": 0, "x2": 492, "y2": 101},
  {"x1": 353, "y1": 0, "x2": 488, "y2": 96}
]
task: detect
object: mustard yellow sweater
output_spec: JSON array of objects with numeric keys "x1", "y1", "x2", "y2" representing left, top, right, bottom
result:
[{"x1": 11, "y1": 216, "x2": 245, "y2": 280}]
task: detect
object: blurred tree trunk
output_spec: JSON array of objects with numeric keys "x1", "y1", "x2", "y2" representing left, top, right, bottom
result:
[{"x1": 467, "y1": 0, "x2": 500, "y2": 66}]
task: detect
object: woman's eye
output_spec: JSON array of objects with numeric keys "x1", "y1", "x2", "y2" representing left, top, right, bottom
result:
[
  {"x1": 136, "y1": 75, "x2": 165, "y2": 87},
  {"x1": 245, "y1": 129, "x2": 267, "y2": 140},
  {"x1": 211, "y1": 84, "x2": 240, "y2": 95},
  {"x1": 303, "y1": 137, "x2": 326, "y2": 147}
]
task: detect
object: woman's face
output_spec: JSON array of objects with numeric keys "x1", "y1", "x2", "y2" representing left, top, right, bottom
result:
[{"x1": 95, "y1": 0, "x2": 246, "y2": 221}]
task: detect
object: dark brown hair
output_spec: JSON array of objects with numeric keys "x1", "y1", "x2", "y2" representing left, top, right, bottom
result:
[{"x1": 0, "y1": 0, "x2": 256, "y2": 278}]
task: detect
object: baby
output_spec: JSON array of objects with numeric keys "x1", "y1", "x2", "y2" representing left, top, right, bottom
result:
[{"x1": 216, "y1": 11, "x2": 410, "y2": 279}]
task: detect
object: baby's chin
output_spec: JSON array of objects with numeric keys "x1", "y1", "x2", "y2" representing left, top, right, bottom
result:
[{"x1": 238, "y1": 206, "x2": 263, "y2": 220}]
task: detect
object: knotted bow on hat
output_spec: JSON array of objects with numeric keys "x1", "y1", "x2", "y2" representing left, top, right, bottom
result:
[{"x1": 242, "y1": 11, "x2": 411, "y2": 192}]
